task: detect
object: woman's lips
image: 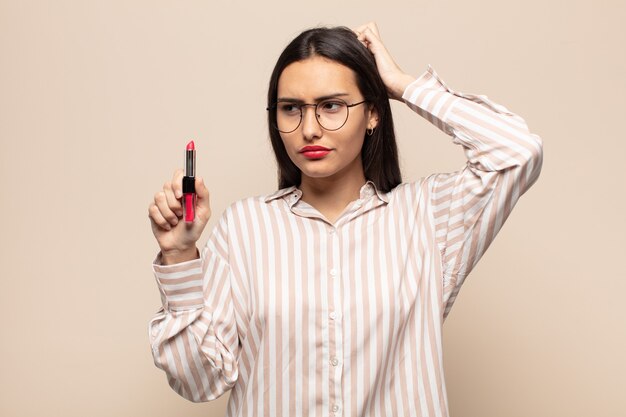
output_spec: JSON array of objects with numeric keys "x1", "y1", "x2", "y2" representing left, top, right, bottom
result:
[
  {"x1": 302, "y1": 150, "x2": 331, "y2": 159},
  {"x1": 299, "y1": 145, "x2": 332, "y2": 159}
]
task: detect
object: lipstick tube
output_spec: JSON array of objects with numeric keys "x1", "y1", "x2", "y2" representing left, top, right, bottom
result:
[{"x1": 182, "y1": 140, "x2": 196, "y2": 222}]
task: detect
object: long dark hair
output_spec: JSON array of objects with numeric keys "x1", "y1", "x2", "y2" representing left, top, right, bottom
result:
[{"x1": 267, "y1": 26, "x2": 402, "y2": 192}]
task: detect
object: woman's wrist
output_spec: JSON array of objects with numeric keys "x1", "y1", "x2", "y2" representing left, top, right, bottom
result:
[
  {"x1": 161, "y1": 246, "x2": 199, "y2": 265},
  {"x1": 391, "y1": 73, "x2": 417, "y2": 101}
]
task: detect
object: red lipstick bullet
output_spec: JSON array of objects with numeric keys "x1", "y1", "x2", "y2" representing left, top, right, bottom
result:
[{"x1": 182, "y1": 140, "x2": 196, "y2": 222}]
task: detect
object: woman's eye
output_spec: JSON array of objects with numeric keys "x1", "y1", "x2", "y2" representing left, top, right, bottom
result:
[
  {"x1": 278, "y1": 103, "x2": 299, "y2": 114},
  {"x1": 320, "y1": 101, "x2": 344, "y2": 112}
]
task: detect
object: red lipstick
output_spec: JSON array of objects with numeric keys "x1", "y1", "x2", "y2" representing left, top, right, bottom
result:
[
  {"x1": 182, "y1": 140, "x2": 196, "y2": 222},
  {"x1": 300, "y1": 145, "x2": 331, "y2": 159}
]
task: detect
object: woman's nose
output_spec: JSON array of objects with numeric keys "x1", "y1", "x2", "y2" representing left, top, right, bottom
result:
[{"x1": 300, "y1": 105, "x2": 322, "y2": 140}]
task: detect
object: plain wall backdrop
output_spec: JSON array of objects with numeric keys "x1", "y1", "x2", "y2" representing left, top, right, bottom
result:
[{"x1": 1, "y1": 0, "x2": 624, "y2": 416}]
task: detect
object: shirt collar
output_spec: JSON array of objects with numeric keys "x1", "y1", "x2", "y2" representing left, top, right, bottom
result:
[{"x1": 263, "y1": 180, "x2": 389, "y2": 204}]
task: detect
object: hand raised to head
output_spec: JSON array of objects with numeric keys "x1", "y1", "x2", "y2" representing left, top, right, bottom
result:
[{"x1": 352, "y1": 22, "x2": 416, "y2": 101}]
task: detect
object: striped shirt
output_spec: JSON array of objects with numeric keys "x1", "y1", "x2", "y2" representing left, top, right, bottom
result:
[{"x1": 148, "y1": 65, "x2": 543, "y2": 417}]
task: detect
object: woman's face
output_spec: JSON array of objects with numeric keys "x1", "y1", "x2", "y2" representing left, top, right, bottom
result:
[{"x1": 276, "y1": 56, "x2": 378, "y2": 184}]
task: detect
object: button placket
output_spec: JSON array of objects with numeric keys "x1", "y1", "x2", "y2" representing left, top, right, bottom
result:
[{"x1": 328, "y1": 225, "x2": 343, "y2": 416}]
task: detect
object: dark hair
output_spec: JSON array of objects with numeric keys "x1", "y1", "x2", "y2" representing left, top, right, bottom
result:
[{"x1": 267, "y1": 26, "x2": 402, "y2": 192}]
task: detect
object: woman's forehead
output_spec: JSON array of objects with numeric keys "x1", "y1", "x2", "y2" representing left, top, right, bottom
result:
[{"x1": 277, "y1": 56, "x2": 359, "y2": 99}]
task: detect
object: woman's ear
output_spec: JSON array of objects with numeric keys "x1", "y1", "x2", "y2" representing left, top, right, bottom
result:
[{"x1": 367, "y1": 104, "x2": 379, "y2": 130}]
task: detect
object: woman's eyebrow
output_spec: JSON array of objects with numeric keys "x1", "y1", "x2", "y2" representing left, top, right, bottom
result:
[{"x1": 277, "y1": 93, "x2": 350, "y2": 103}]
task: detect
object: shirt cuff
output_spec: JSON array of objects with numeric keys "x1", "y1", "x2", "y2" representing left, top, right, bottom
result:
[
  {"x1": 152, "y1": 250, "x2": 205, "y2": 312},
  {"x1": 401, "y1": 64, "x2": 460, "y2": 135}
]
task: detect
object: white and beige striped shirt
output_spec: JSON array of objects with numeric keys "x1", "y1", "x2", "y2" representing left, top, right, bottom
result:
[{"x1": 148, "y1": 65, "x2": 543, "y2": 417}]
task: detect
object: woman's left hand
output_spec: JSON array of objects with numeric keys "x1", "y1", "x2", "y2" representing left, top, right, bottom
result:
[{"x1": 352, "y1": 22, "x2": 416, "y2": 101}]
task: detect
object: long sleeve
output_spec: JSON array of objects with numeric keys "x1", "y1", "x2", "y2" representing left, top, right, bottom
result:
[
  {"x1": 402, "y1": 65, "x2": 544, "y2": 320},
  {"x1": 148, "y1": 210, "x2": 240, "y2": 402}
]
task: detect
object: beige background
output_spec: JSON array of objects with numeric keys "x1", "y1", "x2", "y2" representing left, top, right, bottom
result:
[{"x1": 1, "y1": 0, "x2": 624, "y2": 416}]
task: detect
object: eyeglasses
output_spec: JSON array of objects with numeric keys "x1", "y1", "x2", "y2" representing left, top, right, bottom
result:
[{"x1": 266, "y1": 98, "x2": 367, "y2": 133}]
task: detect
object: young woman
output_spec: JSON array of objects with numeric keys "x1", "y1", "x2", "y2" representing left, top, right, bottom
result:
[{"x1": 147, "y1": 22, "x2": 543, "y2": 417}]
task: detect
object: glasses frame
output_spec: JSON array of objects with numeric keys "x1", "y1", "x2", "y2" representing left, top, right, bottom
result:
[{"x1": 267, "y1": 98, "x2": 368, "y2": 133}]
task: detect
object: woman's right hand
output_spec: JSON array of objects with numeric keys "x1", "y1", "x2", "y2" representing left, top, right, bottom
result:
[
  {"x1": 148, "y1": 168, "x2": 211, "y2": 258},
  {"x1": 352, "y1": 22, "x2": 416, "y2": 101}
]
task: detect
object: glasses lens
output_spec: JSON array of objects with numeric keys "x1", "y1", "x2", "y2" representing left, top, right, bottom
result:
[
  {"x1": 317, "y1": 99, "x2": 348, "y2": 131},
  {"x1": 273, "y1": 99, "x2": 350, "y2": 132},
  {"x1": 275, "y1": 102, "x2": 301, "y2": 133}
]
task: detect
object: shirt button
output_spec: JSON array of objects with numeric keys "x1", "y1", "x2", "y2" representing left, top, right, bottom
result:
[
  {"x1": 329, "y1": 268, "x2": 337, "y2": 277},
  {"x1": 332, "y1": 404, "x2": 340, "y2": 412},
  {"x1": 329, "y1": 229, "x2": 335, "y2": 234},
  {"x1": 331, "y1": 357, "x2": 339, "y2": 366},
  {"x1": 329, "y1": 311, "x2": 336, "y2": 320}
]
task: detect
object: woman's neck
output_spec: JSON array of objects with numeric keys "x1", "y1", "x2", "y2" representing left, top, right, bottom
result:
[{"x1": 298, "y1": 170, "x2": 367, "y2": 213}]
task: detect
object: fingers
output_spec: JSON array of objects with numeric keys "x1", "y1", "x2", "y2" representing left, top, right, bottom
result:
[
  {"x1": 353, "y1": 22, "x2": 381, "y2": 47},
  {"x1": 153, "y1": 189, "x2": 179, "y2": 228},
  {"x1": 194, "y1": 176, "x2": 211, "y2": 216},
  {"x1": 148, "y1": 199, "x2": 173, "y2": 231},
  {"x1": 148, "y1": 168, "x2": 185, "y2": 231},
  {"x1": 163, "y1": 180, "x2": 183, "y2": 218},
  {"x1": 350, "y1": 22, "x2": 411, "y2": 101},
  {"x1": 172, "y1": 168, "x2": 184, "y2": 198},
  {"x1": 353, "y1": 21, "x2": 380, "y2": 39},
  {"x1": 354, "y1": 22, "x2": 400, "y2": 68},
  {"x1": 195, "y1": 176, "x2": 209, "y2": 201},
  {"x1": 353, "y1": 24, "x2": 388, "y2": 59}
]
